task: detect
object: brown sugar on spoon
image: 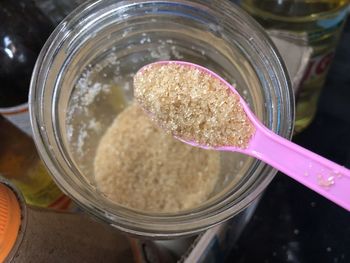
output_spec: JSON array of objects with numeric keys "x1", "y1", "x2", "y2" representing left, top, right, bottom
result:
[{"x1": 134, "y1": 63, "x2": 255, "y2": 148}]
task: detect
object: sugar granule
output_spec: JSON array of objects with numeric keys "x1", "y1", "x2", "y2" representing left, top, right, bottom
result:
[
  {"x1": 94, "y1": 103, "x2": 220, "y2": 213},
  {"x1": 134, "y1": 63, "x2": 255, "y2": 148}
]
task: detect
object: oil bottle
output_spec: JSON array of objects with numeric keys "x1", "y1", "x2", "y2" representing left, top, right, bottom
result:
[
  {"x1": 239, "y1": 0, "x2": 349, "y2": 133},
  {"x1": 0, "y1": 116, "x2": 71, "y2": 209}
]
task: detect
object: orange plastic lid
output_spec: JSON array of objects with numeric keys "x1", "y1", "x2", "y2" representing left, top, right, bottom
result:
[{"x1": 0, "y1": 183, "x2": 21, "y2": 262}]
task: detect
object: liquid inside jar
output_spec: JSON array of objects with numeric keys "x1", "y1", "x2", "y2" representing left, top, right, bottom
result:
[{"x1": 65, "y1": 33, "x2": 257, "y2": 213}]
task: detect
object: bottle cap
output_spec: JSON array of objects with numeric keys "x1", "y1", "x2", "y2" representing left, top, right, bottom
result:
[{"x1": 0, "y1": 183, "x2": 21, "y2": 262}]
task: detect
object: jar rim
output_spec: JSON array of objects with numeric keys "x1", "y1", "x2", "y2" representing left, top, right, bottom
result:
[{"x1": 29, "y1": 0, "x2": 294, "y2": 238}]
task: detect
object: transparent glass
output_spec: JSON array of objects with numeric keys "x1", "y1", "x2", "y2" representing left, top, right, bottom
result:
[{"x1": 29, "y1": 0, "x2": 294, "y2": 238}]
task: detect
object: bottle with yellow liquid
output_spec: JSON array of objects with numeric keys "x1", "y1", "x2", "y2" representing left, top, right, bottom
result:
[
  {"x1": 239, "y1": 0, "x2": 349, "y2": 133},
  {"x1": 0, "y1": 116, "x2": 71, "y2": 209}
]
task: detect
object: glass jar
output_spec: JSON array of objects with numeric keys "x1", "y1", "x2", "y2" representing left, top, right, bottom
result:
[{"x1": 29, "y1": 0, "x2": 294, "y2": 238}]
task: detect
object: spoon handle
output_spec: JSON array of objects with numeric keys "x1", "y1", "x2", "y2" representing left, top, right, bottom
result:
[{"x1": 248, "y1": 127, "x2": 350, "y2": 212}]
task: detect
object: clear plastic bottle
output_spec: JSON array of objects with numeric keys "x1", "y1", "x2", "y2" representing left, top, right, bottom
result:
[{"x1": 240, "y1": 0, "x2": 349, "y2": 133}]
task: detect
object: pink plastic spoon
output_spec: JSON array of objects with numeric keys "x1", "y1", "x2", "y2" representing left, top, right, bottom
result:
[{"x1": 134, "y1": 61, "x2": 350, "y2": 212}]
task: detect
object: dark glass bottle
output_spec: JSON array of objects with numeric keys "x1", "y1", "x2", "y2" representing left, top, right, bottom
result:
[{"x1": 0, "y1": 0, "x2": 54, "y2": 107}]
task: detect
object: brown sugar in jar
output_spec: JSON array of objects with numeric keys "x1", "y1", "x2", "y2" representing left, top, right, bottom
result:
[{"x1": 94, "y1": 103, "x2": 220, "y2": 213}]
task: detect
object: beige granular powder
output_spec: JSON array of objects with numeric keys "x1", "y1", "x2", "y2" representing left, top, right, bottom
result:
[
  {"x1": 134, "y1": 63, "x2": 255, "y2": 148},
  {"x1": 94, "y1": 103, "x2": 220, "y2": 213}
]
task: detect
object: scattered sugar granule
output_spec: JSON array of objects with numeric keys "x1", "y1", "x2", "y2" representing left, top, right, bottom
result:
[
  {"x1": 134, "y1": 63, "x2": 255, "y2": 148},
  {"x1": 94, "y1": 103, "x2": 220, "y2": 213}
]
